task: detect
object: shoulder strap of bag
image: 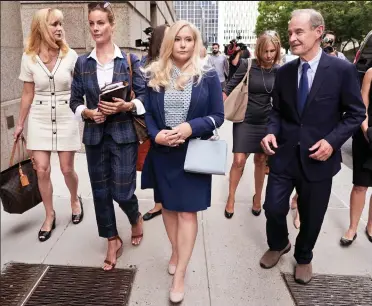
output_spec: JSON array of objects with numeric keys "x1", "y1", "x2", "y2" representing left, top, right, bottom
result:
[
  {"x1": 241, "y1": 58, "x2": 252, "y2": 84},
  {"x1": 126, "y1": 53, "x2": 135, "y2": 100}
]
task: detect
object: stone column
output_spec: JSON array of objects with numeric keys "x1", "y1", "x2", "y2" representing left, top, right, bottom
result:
[{"x1": 1, "y1": 1, "x2": 25, "y2": 170}]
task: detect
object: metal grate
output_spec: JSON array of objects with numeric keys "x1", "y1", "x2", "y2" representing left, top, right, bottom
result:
[
  {"x1": 283, "y1": 273, "x2": 372, "y2": 306},
  {"x1": 1, "y1": 263, "x2": 136, "y2": 306},
  {"x1": 1, "y1": 263, "x2": 47, "y2": 306}
]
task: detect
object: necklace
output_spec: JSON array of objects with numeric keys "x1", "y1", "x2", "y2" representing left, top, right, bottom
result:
[{"x1": 261, "y1": 66, "x2": 275, "y2": 94}]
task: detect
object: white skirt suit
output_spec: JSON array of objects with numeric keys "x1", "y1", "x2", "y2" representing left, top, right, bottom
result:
[{"x1": 19, "y1": 49, "x2": 81, "y2": 151}]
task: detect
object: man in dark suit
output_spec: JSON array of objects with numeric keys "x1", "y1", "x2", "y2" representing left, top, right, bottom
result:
[{"x1": 260, "y1": 9, "x2": 365, "y2": 284}]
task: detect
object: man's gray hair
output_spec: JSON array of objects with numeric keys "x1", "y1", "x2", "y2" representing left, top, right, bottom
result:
[{"x1": 291, "y1": 9, "x2": 325, "y2": 29}]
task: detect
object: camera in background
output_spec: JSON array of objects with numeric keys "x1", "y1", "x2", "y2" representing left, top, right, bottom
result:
[{"x1": 135, "y1": 27, "x2": 153, "y2": 49}]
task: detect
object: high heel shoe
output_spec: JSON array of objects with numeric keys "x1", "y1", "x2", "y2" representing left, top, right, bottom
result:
[
  {"x1": 224, "y1": 209, "x2": 234, "y2": 219},
  {"x1": 340, "y1": 233, "x2": 357, "y2": 246},
  {"x1": 72, "y1": 196, "x2": 84, "y2": 225},
  {"x1": 103, "y1": 236, "x2": 123, "y2": 271},
  {"x1": 366, "y1": 227, "x2": 372, "y2": 243},
  {"x1": 251, "y1": 195, "x2": 262, "y2": 216},
  {"x1": 38, "y1": 212, "x2": 56, "y2": 242}
]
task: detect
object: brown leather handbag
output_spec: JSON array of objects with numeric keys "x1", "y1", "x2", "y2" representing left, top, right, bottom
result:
[
  {"x1": 0, "y1": 136, "x2": 42, "y2": 214},
  {"x1": 224, "y1": 58, "x2": 252, "y2": 122},
  {"x1": 127, "y1": 53, "x2": 150, "y2": 171}
]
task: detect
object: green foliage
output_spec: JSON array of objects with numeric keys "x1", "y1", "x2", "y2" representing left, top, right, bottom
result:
[{"x1": 255, "y1": 1, "x2": 372, "y2": 51}]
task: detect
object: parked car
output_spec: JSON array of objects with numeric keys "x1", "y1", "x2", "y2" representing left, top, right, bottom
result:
[{"x1": 354, "y1": 30, "x2": 372, "y2": 84}]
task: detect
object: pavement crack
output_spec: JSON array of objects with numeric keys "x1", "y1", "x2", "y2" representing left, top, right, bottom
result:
[{"x1": 201, "y1": 211, "x2": 212, "y2": 306}]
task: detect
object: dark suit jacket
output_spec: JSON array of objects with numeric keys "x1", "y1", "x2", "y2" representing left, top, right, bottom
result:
[
  {"x1": 268, "y1": 52, "x2": 365, "y2": 182},
  {"x1": 70, "y1": 52, "x2": 146, "y2": 145},
  {"x1": 141, "y1": 70, "x2": 224, "y2": 189}
]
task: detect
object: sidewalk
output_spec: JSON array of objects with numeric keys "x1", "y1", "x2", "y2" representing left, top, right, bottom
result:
[{"x1": 1, "y1": 121, "x2": 371, "y2": 306}]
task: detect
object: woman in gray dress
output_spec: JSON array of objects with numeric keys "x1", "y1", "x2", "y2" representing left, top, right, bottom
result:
[{"x1": 223, "y1": 31, "x2": 281, "y2": 218}]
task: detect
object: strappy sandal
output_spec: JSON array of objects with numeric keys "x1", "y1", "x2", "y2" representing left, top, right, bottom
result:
[
  {"x1": 131, "y1": 214, "x2": 144, "y2": 246},
  {"x1": 103, "y1": 236, "x2": 123, "y2": 271}
]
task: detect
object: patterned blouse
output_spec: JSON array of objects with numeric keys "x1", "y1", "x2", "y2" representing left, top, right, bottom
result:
[{"x1": 164, "y1": 66, "x2": 193, "y2": 128}]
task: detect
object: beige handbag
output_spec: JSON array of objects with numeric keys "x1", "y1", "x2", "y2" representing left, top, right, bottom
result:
[{"x1": 224, "y1": 58, "x2": 252, "y2": 122}]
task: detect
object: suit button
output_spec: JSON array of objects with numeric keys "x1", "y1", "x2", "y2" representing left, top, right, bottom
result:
[
  {"x1": 52, "y1": 119, "x2": 56, "y2": 122},
  {"x1": 39, "y1": 101, "x2": 42, "y2": 104},
  {"x1": 52, "y1": 106, "x2": 55, "y2": 109},
  {"x1": 301, "y1": 124, "x2": 303, "y2": 127},
  {"x1": 49, "y1": 76, "x2": 53, "y2": 80},
  {"x1": 53, "y1": 131, "x2": 56, "y2": 134},
  {"x1": 51, "y1": 92, "x2": 55, "y2": 95},
  {"x1": 298, "y1": 142, "x2": 300, "y2": 145}
]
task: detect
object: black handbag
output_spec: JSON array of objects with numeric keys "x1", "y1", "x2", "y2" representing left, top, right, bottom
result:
[{"x1": 0, "y1": 136, "x2": 42, "y2": 214}]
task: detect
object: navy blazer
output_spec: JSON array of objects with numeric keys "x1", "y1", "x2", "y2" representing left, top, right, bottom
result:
[
  {"x1": 268, "y1": 52, "x2": 365, "y2": 182},
  {"x1": 70, "y1": 52, "x2": 146, "y2": 145},
  {"x1": 141, "y1": 69, "x2": 224, "y2": 189}
]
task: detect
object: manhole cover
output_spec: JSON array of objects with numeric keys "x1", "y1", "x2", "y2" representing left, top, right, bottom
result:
[
  {"x1": 1, "y1": 263, "x2": 136, "y2": 306},
  {"x1": 283, "y1": 273, "x2": 372, "y2": 306}
]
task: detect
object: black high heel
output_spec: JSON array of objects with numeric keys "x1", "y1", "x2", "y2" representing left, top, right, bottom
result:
[
  {"x1": 38, "y1": 212, "x2": 56, "y2": 242},
  {"x1": 252, "y1": 195, "x2": 262, "y2": 216},
  {"x1": 72, "y1": 196, "x2": 84, "y2": 225}
]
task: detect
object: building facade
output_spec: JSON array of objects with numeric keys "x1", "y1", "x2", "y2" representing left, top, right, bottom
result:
[
  {"x1": 218, "y1": 1, "x2": 259, "y2": 50},
  {"x1": 0, "y1": 1, "x2": 176, "y2": 170},
  {"x1": 174, "y1": 1, "x2": 218, "y2": 47}
]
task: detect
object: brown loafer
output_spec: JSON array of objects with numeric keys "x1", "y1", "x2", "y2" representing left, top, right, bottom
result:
[
  {"x1": 260, "y1": 242, "x2": 291, "y2": 269},
  {"x1": 294, "y1": 263, "x2": 313, "y2": 284}
]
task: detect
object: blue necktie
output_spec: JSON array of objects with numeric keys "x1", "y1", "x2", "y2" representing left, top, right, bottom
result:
[{"x1": 298, "y1": 63, "x2": 310, "y2": 115}]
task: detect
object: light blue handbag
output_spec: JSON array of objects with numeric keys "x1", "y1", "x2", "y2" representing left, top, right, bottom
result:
[{"x1": 184, "y1": 117, "x2": 227, "y2": 175}]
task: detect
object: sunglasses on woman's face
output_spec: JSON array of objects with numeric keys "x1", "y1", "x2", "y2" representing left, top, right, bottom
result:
[{"x1": 88, "y1": 2, "x2": 111, "y2": 10}]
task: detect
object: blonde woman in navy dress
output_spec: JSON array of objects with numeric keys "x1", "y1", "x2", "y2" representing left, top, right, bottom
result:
[
  {"x1": 14, "y1": 8, "x2": 82, "y2": 242},
  {"x1": 141, "y1": 20, "x2": 224, "y2": 303}
]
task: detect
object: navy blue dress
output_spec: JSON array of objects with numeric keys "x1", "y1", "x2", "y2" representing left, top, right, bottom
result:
[{"x1": 141, "y1": 70, "x2": 224, "y2": 212}]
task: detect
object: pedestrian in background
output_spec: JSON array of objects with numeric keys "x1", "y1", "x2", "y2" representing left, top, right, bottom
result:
[
  {"x1": 341, "y1": 67, "x2": 372, "y2": 245},
  {"x1": 208, "y1": 42, "x2": 229, "y2": 89},
  {"x1": 141, "y1": 20, "x2": 224, "y2": 303},
  {"x1": 70, "y1": 2, "x2": 145, "y2": 271},
  {"x1": 223, "y1": 31, "x2": 281, "y2": 219},
  {"x1": 15, "y1": 8, "x2": 82, "y2": 242},
  {"x1": 260, "y1": 9, "x2": 365, "y2": 284},
  {"x1": 140, "y1": 23, "x2": 170, "y2": 222}
]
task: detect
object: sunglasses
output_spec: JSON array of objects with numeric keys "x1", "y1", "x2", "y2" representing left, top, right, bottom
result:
[{"x1": 88, "y1": 2, "x2": 112, "y2": 11}]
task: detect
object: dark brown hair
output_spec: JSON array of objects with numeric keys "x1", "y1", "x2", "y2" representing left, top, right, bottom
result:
[
  {"x1": 146, "y1": 24, "x2": 169, "y2": 66},
  {"x1": 255, "y1": 30, "x2": 281, "y2": 67},
  {"x1": 88, "y1": 2, "x2": 115, "y2": 25}
]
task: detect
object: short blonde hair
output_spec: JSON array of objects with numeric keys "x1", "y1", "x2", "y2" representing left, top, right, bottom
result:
[
  {"x1": 143, "y1": 20, "x2": 207, "y2": 92},
  {"x1": 25, "y1": 8, "x2": 69, "y2": 61},
  {"x1": 255, "y1": 31, "x2": 282, "y2": 67}
]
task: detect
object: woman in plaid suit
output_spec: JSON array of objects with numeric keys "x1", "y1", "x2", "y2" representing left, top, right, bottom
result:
[{"x1": 70, "y1": 2, "x2": 145, "y2": 271}]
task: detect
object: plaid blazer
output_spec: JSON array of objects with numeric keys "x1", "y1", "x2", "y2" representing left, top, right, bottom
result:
[{"x1": 70, "y1": 51, "x2": 146, "y2": 145}]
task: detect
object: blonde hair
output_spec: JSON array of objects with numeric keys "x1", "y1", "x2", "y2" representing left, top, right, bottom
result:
[
  {"x1": 25, "y1": 8, "x2": 69, "y2": 61},
  {"x1": 255, "y1": 30, "x2": 282, "y2": 67},
  {"x1": 142, "y1": 20, "x2": 206, "y2": 92}
]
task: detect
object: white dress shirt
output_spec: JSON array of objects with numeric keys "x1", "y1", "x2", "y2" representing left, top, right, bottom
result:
[
  {"x1": 75, "y1": 44, "x2": 145, "y2": 121},
  {"x1": 298, "y1": 48, "x2": 323, "y2": 90}
]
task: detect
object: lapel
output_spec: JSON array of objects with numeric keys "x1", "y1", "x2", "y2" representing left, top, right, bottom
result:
[
  {"x1": 87, "y1": 57, "x2": 101, "y2": 97},
  {"x1": 156, "y1": 88, "x2": 166, "y2": 126},
  {"x1": 112, "y1": 57, "x2": 122, "y2": 83},
  {"x1": 302, "y1": 52, "x2": 329, "y2": 115},
  {"x1": 186, "y1": 76, "x2": 203, "y2": 121},
  {"x1": 290, "y1": 58, "x2": 301, "y2": 121}
]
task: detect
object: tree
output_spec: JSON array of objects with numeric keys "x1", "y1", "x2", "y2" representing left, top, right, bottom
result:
[{"x1": 255, "y1": 1, "x2": 372, "y2": 52}]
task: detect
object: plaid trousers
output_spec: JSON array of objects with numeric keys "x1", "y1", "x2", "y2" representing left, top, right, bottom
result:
[{"x1": 85, "y1": 134, "x2": 139, "y2": 238}]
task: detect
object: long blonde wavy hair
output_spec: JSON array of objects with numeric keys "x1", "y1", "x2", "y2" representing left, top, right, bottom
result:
[
  {"x1": 25, "y1": 8, "x2": 69, "y2": 61},
  {"x1": 142, "y1": 20, "x2": 207, "y2": 92}
]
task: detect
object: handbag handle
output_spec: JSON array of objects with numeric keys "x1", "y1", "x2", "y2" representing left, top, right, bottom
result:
[
  {"x1": 9, "y1": 136, "x2": 33, "y2": 167},
  {"x1": 240, "y1": 58, "x2": 252, "y2": 91},
  {"x1": 126, "y1": 53, "x2": 136, "y2": 100},
  {"x1": 208, "y1": 116, "x2": 220, "y2": 140}
]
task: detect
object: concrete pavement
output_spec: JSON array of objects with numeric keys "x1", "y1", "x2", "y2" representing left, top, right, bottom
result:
[{"x1": 1, "y1": 121, "x2": 371, "y2": 306}]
